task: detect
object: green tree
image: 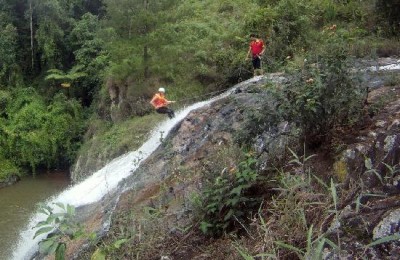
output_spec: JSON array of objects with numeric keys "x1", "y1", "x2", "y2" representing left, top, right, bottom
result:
[
  {"x1": 69, "y1": 13, "x2": 109, "y2": 106},
  {"x1": 104, "y1": 0, "x2": 177, "y2": 79},
  {"x1": 45, "y1": 65, "x2": 87, "y2": 99},
  {"x1": 33, "y1": 0, "x2": 72, "y2": 70},
  {"x1": 376, "y1": 0, "x2": 400, "y2": 36},
  {"x1": 0, "y1": 13, "x2": 18, "y2": 86},
  {"x1": 2, "y1": 88, "x2": 84, "y2": 172}
]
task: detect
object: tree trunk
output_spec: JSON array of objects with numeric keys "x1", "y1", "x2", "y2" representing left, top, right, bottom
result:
[
  {"x1": 29, "y1": 0, "x2": 34, "y2": 71},
  {"x1": 144, "y1": 45, "x2": 149, "y2": 78},
  {"x1": 143, "y1": 0, "x2": 150, "y2": 78}
]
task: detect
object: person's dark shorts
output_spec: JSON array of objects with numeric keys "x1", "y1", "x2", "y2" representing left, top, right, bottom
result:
[
  {"x1": 156, "y1": 106, "x2": 175, "y2": 119},
  {"x1": 252, "y1": 56, "x2": 261, "y2": 69}
]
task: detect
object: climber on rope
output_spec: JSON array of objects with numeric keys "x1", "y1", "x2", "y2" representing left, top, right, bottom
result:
[
  {"x1": 246, "y1": 33, "x2": 265, "y2": 76},
  {"x1": 150, "y1": 87, "x2": 176, "y2": 119}
]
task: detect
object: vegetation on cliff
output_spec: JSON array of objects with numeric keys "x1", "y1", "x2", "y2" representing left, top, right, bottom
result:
[
  {"x1": 0, "y1": 0, "x2": 399, "y2": 181},
  {"x1": 4, "y1": 0, "x2": 400, "y2": 257}
]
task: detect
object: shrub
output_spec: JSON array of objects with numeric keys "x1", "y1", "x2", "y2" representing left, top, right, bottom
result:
[
  {"x1": 34, "y1": 203, "x2": 89, "y2": 260},
  {"x1": 1, "y1": 89, "x2": 85, "y2": 172},
  {"x1": 274, "y1": 33, "x2": 366, "y2": 146},
  {"x1": 0, "y1": 157, "x2": 21, "y2": 181},
  {"x1": 375, "y1": 0, "x2": 400, "y2": 36},
  {"x1": 198, "y1": 153, "x2": 260, "y2": 236},
  {"x1": 234, "y1": 149, "x2": 334, "y2": 259}
]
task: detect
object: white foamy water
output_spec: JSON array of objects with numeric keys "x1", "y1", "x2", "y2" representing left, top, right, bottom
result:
[
  {"x1": 364, "y1": 60, "x2": 400, "y2": 71},
  {"x1": 12, "y1": 77, "x2": 261, "y2": 260}
]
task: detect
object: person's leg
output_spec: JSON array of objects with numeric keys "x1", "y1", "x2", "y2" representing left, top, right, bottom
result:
[
  {"x1": 258, "y1": 57, "x2": 263, "y2": 75},
  {"x1": 166, "y1": 108, "x2": 175, "y2": 119},
  {"x1": 156, "y1": 107, "x2": 175, "y2": 119},
  {"x1": 252, "y1": 57, "x2": 262, "y2": 76},
  {"x1": 252, "y1": 57, "x2": 258, "y2": 76},
  {"x1": 156, "y1": 107, "x2": 168, "y2": 115}
]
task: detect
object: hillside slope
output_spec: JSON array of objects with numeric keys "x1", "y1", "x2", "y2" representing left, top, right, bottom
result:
[{"x1": 59, "y1": 58, "x2": 400, "y2": 259}]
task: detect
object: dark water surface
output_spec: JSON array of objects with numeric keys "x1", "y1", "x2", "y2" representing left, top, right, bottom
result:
[{"x1": 0, "y1": 171, "x2": 70, "y2": 258}]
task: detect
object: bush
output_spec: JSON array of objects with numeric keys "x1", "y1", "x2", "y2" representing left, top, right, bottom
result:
[
  {"x1": 275, "y1": 33, "x2": 366, "y2": 146},
  {"x1": 34, "y1": 203, "x2": 88, "y2": 260},
  {"x1": 375, "y1": 0, "x2": 400, "y2": 36},
  {"x1": 198, "y1": 154, "x2": 260, "y2": 236},
  {"x1": 0, "y1": 89, "x2": 85, "y2": 172},
  {"x1": 0, "y1": 157, "x2": 21, "y2": 181}
]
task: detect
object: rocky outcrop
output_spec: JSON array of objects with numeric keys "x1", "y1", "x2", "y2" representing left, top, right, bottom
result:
[
  {"x1": 69, "y1": 74, "x2": 301, "y2": 259},
  {"x1": 70, "y1": 58, "x2": 400, "y2": 259},
  {"x1": 326, "y1": 84, "x2": 400, "y2": 258}
]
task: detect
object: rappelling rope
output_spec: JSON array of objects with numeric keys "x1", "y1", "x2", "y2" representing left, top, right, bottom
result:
[
  {"x1": 175, "y1": 71, "x2": 255, "y2": 105},
  {"x1": 178, "y1": 87, "x2": 231, "y2": 103}
]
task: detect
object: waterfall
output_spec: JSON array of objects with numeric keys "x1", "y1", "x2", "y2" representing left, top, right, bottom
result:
[
  {"x1": 366, "y1": 62, "x2": 400, "y2": 71},
  {"x1": 11, "y1": 77, "x2": 262, "y2": 260}
]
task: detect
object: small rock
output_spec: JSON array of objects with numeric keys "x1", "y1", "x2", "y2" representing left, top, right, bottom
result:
[
  {"x1": 375, "y1": 120, "x2": 387, "y2": 128},
  {"x1": 373, "y1": 208, "x2": 400, "y2": 239},
  {"x1": 388, "y1": 119, "x2": 400, "y2": 130}
]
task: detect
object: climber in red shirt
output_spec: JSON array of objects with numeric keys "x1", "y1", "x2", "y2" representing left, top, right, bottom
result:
[
  {"x1": 150, "y1": 87, "x2": 176, "y2": 119},
  {"x1": 246, "y1": 33, "x2": 265, "y2": 76}
]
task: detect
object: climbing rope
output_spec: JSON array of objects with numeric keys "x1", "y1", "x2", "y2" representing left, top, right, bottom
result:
[
  {"x1": 175, "y1": 65, "x2": 255, "y2": 106},
  {"x1": 177, "y1": 87, "x2": 231, "y2": 105}
]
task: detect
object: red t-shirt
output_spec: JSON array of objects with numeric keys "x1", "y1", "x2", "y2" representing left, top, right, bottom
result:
[
  {"x1": 150, "y1": 93, "x2": 168, "y2": 108},
  {"x1": 250, "y1": 40, "x2": 264, "y2": 57}
]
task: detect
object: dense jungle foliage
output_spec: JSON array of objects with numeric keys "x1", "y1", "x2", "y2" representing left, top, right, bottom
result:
[{"x1": 0, "y1": 0, "x2": 399, "y2": 180}]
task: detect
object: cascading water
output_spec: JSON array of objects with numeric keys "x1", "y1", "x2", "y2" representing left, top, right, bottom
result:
[
  {"x1": 11, "y1": 76, "x2": 263, "y2": 260},
  {"x1": 365, "y1": 62, "x2": 400, "y2": 72}
]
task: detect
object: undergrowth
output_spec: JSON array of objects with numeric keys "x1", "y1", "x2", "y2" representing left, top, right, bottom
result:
[{"x1": 197, "y1": 153, "x2": 261, "y2": 236}]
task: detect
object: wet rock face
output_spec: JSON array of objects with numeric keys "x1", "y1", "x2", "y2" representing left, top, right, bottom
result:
[
  {"x1": 71, "y1": 58, "x2": 400, "y2": 259},
  {"x1": 71, "y1": 144, "x2": 119, "y2": 183},
  {"x1": 71, "y1": 76, "x2": 300, "y2": 258},
  {"x1": 163, "y1": 83, "x2": 301, "y2": 176}
]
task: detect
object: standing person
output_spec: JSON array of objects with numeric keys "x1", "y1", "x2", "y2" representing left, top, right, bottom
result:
[
  {"x1": 246, "y1": 33, "x2": 265, "y2": 76},
  {"x1": 150, "y1": 87, "x2": 176, "y2": 119}
]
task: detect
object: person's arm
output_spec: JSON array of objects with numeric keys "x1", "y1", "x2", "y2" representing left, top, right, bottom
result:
[
  {"x1": 260, "y1": 41, "x2": 265, "y2": 55},
  {"x1": 159, "y1": 96, "x2": 175, "y2": 106},
  {"x1": 150, "y1": 95, "x2": 157, "y2": 108},
  {"x1": 246, "y1": 45, "x2": 252, "y2": 60},
  {"x1": 259, "y1": 40, "x2": 265, "y2": 56}
]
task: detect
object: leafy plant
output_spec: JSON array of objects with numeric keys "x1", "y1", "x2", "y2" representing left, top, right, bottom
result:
[
  {"x1": 274, "y1": 225, "x2": 338, "y2": 260},
  {"x1": 45, "y1": 65, "x2": 87, "y2": 88},
  {"x1": 237, "y1": 147, "x2": 335, "y2": 259},
  {"x1": 329, "y1": 178, "x2": 342, "y2": 256},
  {"x1": 273, "y1": 34, "x2": 365, "y2": 146},
  {"x1": 1, "y1": 89, "x2": 85, "y2": 172},
  {"x1": 364, "y1": 158, "x2": 400, "y2": 186},
  {"x1": 198, "y1": 153, "x2": 259, "y2": 236},
  {"x1": 234, "y1": 243, "x2": 277, "y2": 260},
  {"x1": 34, "y1": 203, "x2": 86, "y2": 260},
  {"x1": 288, "y1": 146, "x2": 316, "y2": 175},
  {"x1": 0, "y1": 157, "x2": 21, "y2": 181},
  {"x1": 91, "y1": 238, "x2": 129, "y2": 260},
  {"x1": 365, "y1": 233, "x2": 400, "y2": 248}
]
